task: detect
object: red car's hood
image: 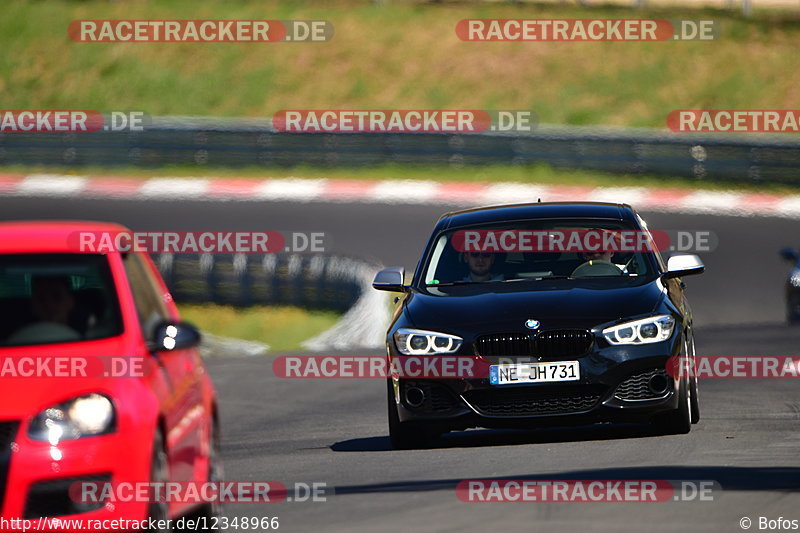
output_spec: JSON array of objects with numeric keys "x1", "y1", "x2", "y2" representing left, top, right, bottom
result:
[{"x1": 0, "y1": 335, "x2": 140, "y2": 417}]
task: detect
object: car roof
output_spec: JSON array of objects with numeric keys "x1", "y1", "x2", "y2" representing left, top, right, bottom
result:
[
  {"x1": 438, "y1": 202, "x2": 636, "y2": 229},
  {"x1": 0, "y1": 220, "x2": 130, "y2": 254}
]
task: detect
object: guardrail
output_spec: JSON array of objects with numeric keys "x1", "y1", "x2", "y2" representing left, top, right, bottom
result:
[{"x1": 2, "y1": 116, "x2": 799, "y2": 183}]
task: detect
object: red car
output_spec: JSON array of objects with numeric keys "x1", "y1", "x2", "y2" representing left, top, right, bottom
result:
[{"x1": 0, "y1": 221, "x2": 221, "y2": 531}]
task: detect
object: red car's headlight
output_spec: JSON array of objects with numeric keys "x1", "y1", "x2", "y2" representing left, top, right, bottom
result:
[{"x1": 28, "y1": 393, "x2": 116, "y2": 443}]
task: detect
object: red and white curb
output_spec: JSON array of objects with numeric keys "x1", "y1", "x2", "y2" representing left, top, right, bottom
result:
[{"x1": 2, "y1": 173, "x2": 800, "y2": 219}]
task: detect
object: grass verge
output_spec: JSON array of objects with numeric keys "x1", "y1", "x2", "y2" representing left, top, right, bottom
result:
[
  {"x1": 177, "y1": 303, "x2": 340, "y2": 352},
  {"x1": 2, "y1": 0, "x2": 800, "y2": 127}
]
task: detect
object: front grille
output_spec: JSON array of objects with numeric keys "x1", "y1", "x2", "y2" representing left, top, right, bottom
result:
[
  {"x1": 0, "y1": 421, "x2": 19, "y2": 510},
  {"x1": 24, "y1": 474, "x2": 111, "y2": 518},
  {"x1": 475, "y1": 333, "x2": 532, "y2": 358},
  {"x1": 463, "y1": 387, "x2": 602, "y2": 417},
  {"x1": 535, "y1": 330, "x2": 593, "y2": 359},
  {"x1": 614, "y1": 368, "x2": 672, "y2": 401},
  {"x1": 402, "y1": 381, "x2": 460, "y2": 412},
  {"x1": 475, "y1": 330, "x2": 593, "y2": 361}
]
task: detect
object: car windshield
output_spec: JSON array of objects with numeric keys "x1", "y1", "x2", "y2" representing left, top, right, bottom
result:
[
  {"x1": 0, "y1": 254, "x2": 123, "y2": 347},
  {"x1": 421, "y1": 219, "x2": 658, "y2": 288}
]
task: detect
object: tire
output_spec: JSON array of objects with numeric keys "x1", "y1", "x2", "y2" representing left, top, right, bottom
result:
[
  {"x1": 387, "y1": 380, "x2": 439, "y2": 450},
  {"x1": 149, "y1": 429, "x2": 172, "y2": 532},
  {"x1": 196, "y1": 419, "x2": 224, "y2": 531},
  {"x1": 687, "y1": 335, "x2": 700, "y2": 424},
  {"x1": 656, "y1": 373, "x2": 692, "y2": 435},
  {"x1": 788, "y1": 298, "x2": 800, "y2": 325},
  {"x1": 689, "y1": 374, "x2": 700, "y2": 424}
]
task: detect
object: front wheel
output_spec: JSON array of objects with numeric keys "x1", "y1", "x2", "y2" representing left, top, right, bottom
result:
[
  {"x1": 687, "y1": 334, "x2": 700, "y2": 424},
  {"x1": 689, "y1": 374, "x2": 700, "y2": 424},
  {"x1": 149, "y1": 429, "x2": 172, "y2": 532},
  {"x1": 197, "y1": 419, "x2": 224, "y2": 531},
  {"x1": 787, "y1": 293, "x2": 800, "y2": 324},
  {"x1": 655, "y1": 375, "x2": 691, "y2": 435},
  {"x1": 387, "y1": 380, "x2": 439, "y2": 449}
]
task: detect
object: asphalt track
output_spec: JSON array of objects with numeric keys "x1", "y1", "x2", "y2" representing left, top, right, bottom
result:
[{"x1": 1, "y1": 196, "x2": 799, "y2": 532}]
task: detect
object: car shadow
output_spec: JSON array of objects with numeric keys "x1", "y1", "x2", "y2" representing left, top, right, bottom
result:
[
  {"x1": 330, "y1": 422, "x2": 663, "y2": 452},
  {"x1": 327, "y1": 465, "x2": 800, "y2": 496}
]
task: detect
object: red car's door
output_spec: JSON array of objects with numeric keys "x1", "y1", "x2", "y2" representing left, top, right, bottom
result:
[{"x1": 121, "y1": 252, "x2": 205, "y2": 485}]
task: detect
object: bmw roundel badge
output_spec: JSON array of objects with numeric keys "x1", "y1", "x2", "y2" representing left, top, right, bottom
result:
[{"x1": 524, "y1": 319, "x2": 540, "y2": 330}]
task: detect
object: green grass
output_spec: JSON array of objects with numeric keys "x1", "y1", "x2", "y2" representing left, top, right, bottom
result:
[
  {"x1": 4, "y1": 162, "x2": 800, "y2": 194},
  {"x1": 177, "y1": 303, "x2": 340, "y2": 352},
  {"x1": 2, "y1": 0, "x2": 800, "y2": 128}
]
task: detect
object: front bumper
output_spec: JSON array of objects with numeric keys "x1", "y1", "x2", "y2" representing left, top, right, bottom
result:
[
  {"x1": 0, "y1": 422, "x2": 153, "y2": 530},
  {"x1": 391, "y1": 336, "x2": 684, "y2": 430}
]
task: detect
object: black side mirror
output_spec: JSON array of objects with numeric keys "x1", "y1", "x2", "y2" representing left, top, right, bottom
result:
[
  {"x1": 373, "y1": 266, "x2": 407, "y2": 292},
  {"x1": 780, "y1": 247, "x2": 798, "y2": 262},
  {"x1": 149, "y1": 321, "x2": 202, "y2": 352}
]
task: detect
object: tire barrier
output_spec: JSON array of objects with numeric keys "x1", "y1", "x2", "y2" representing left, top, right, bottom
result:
[
  {"x1": 152, "y1": 253, "x2": 391, "y2": 350},
  {"x1": 153, "y1": 253, "x2": 365, "y2": 313}
]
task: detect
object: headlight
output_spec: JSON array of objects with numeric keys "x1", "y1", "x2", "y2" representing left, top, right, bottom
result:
[
  {"x1": 28, "y1": 393, "x2": 115, "y2": 443},
  {"x1": 394, "y1": 328, "x2": 463, "y2": 355},
  {"x1": 602, "y1": 315, "x2": 675, "y2": 345},
  {"x1": 790, "y1": 270, "x2": 800, "y2": 287}
]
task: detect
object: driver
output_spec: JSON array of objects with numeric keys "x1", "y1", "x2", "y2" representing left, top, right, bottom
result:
[
  {"x1": 6, "y1": 276, "x2": 81, "y2": 344},
  {"x1": 571, "y1": 230, "x2": 625, "y2": 277},
  {"x1": 462, "y1": 252, "x2": 504, "y2": 282},
  {"x1": 30, "y1": 276, "x2": 76, "y2": 326},
  {"x1": 578, "y1": 249, "x2": 615, "y2": 264}
]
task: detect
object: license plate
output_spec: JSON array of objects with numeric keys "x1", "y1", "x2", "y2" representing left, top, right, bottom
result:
[{"x1": 489, "y1": 361, "x2": 580, "y2": 385}]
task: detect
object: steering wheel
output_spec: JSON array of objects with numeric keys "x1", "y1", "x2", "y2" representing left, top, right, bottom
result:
[{"x1": 571, "y1": 260, "x2": 624, "y2": 277}]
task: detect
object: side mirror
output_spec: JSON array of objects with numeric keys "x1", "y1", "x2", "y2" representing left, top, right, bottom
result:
[
  {"x1": 780, "y1": 247, "x2": 798, "y2": 262},
  {"x1": 663, "y1": 254, "x2": 705, "y2": 279},
  {"x1": 149, "y1": 321, "x2": 202, "y2": 352},
  {"x1": 372, "y1": 266, "x2": 407, "y2": 292}
]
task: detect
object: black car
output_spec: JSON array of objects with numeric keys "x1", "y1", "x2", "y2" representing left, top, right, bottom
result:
[
  {"x1": 373, "y1": 202, "x2": 705, "y2": 449},
  {"x1": 780, "y1": 247, "x2": 800, "y2": 323}
]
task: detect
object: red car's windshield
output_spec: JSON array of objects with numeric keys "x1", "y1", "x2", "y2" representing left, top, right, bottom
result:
[{"x1": 0, "y1": 254, "x2": 123, "y2": 347}]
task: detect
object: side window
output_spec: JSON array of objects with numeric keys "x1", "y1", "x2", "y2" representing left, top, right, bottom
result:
[{"x1": 123, "y1": 253, "x2": 169, "y2": 339}]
